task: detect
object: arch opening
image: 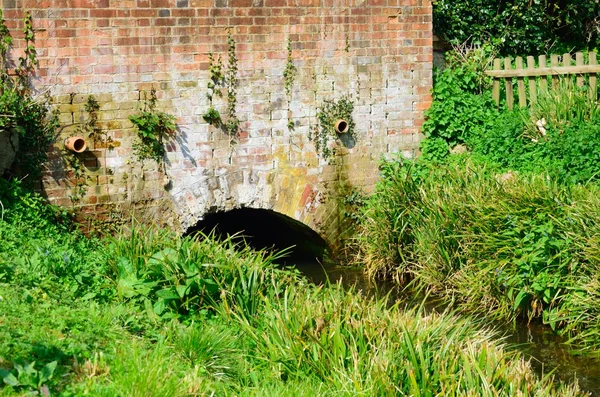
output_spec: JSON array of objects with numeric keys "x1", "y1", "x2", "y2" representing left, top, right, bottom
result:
[{"x1": 184, "y1": 208, "x2": 330, "y2": 265}]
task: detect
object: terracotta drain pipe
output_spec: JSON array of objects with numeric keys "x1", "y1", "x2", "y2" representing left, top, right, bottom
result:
[
  {"x1": 64, "y1": 136, "x2": 87, "y2": 153},
  {"x1": 334, "y1": 119, "x2": 349, "y2": 134}
]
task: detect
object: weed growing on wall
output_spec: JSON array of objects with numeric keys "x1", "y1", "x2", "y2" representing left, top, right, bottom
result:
[
  {"x1": 203, "y1": 53, "x2": 224, "y2": 128},
  {"x1": 310, "y1": 96, "x2": 355, "y2": 161},
  {"x1": 16, "y1": 11, "x2": 37, "y2": 93},
  {"x1": 129, "y1": 87, "x2": 177, "y2": 164},
  {"x1": 225, "y1": 30, "x2": 239, "y2": 137},
  {"x1": 81, "y1": 95, "x2": 115, "y2": 149},
  {"x1": 283, "y1": 38, "x2": 296, "y2": 131},
  {"x1": 0, "y1": 11, "x2": 59, "y2": 180},
  {"x1": 203, "y1": 31, "x2": 240, "y2": 138}
]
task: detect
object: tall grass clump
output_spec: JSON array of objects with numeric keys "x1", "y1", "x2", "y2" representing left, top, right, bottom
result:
[
  {"x1": 223, "y1": 282, "x2": 582, "y2": 396},
  {"x1": 357, "y1": 158, "x2": 600, "y2": 354}
]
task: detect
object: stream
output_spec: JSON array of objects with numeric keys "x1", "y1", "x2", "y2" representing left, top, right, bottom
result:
[{"x1": 294, "y1": 261, "x2": 600, "y2": 396}]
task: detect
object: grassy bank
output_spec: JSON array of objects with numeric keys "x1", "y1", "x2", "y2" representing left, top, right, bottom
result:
[
  {"x1": 356, "y1": 158, "x2": 600, "y2": 355},
  {"x1": 0, "y1": 180, "x2": 583, "y2": 395}
]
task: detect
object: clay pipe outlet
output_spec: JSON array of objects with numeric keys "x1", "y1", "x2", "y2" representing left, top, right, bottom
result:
[
  {"x1": 64, "y1": 136, "x2": 87, "y2": 153},
  {"x1": 334, "y1": 119, "x2": 350, "y2": 134}
]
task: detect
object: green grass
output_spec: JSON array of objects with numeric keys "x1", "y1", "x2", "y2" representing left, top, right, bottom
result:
[
  {"x1": 356, "y1": 157, "x2": 600, "y2": 356},
  {"x1": 0, "y1": 178, "x2": 584, "y2": 395}
]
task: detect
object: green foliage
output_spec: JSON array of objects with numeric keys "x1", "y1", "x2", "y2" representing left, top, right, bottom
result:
[
  {"x1": 0, "y1": 10, "x2": 12, "y2": 82},
  {"x1": 283, "y1": 38, "x2": 296, "y2": 98},
  {"x1": 422, "y1": 47, "x2": 499, "y2": 148},
  {"x1": 105, "y1": 226, "x2": 292, "y2": 320},
  {"x1": 0, "y1": 12, "x2": 58, "y2": 180},
  {"x1": 0, "y1": 360, "x2": 57, "y2": 393},
  {"x1": 433, "y1": 0, "x2": 600, "y2": 56},
  {"x1": 15, "y1": 11, "x2": 37, "y2": 94},
  {"x1": 0, "y1": 180, "x2": 585, "y2": 395},
  {"x1": 419, "y1": 136, "x2": 449, "y2": 164},
  {"x1": 283, "y1": 37, "x2": 296, "y2": 132},
  {"x1": 524, "y1": 80, "x2": 600, "y2": 141},
  {"x1": 203, "y1": 32, "x2": 240, "y2": 138},
  {"x1": 468, "y1": 104, "x2": 600, "y2": 185},
  {"x1": 0, "y1": 179, "x2": 109, "y2": 301},
  {"x1": 310, "y1": 96, "x2": 355, "y2": 160},
  {"x1": 357, "y1": 159, "x2": 600, "y2": 354},
  {"x1": 342, "y1": 189, "x2": 367, "y2": 224},
  {"x1": 203, "y1": 53, "x2": 224, "y2": 128},
  {"x1": 225, "y1": 31, "x2": 239, "y2": 137},
  {"x1": 129, "y1": 87, "x2": 177, "y2": 164}
]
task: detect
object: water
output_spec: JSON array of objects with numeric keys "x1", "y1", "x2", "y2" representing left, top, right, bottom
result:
[{"x1": 294, "y1": 261, "x2": 600, "y2": 396}]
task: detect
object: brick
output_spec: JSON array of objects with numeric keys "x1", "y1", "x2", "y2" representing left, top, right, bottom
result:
[{"x1": 10, "y1": 0, "x2": 432, "y2": 252}]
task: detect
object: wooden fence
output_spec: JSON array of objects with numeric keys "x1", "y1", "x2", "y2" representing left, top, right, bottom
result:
[{"x1": 485, "y1": 51, "x2": 600, "y2": 109}]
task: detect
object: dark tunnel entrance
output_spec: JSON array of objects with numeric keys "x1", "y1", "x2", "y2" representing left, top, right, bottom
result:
[{"x1": 184, "y1": 208, "x2": 331, "y2": 266}]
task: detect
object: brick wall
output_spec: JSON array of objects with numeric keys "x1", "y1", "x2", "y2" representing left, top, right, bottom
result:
[{"x1": 3, "y1": 0, "x2": 432, "y2": 246}]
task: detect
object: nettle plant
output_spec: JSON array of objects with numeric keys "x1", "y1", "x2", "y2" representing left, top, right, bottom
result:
[
  {"x1": 129, "y1": 87, "x2": 177, "y2": 164},
  {"x1": 310, "y1": 96, "x2": 356, "y2": 161}
]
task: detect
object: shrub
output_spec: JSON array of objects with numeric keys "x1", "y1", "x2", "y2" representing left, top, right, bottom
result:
[
  {"x1": 422, "y1": 47, "x2": 499, "y2": 148},
  {"x1": 433, "y1": 0, "x2": 600, "y2": 55}
]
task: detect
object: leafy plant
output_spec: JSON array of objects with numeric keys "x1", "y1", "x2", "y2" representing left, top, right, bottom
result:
[
  {"x1": 224, "y1": 30, "x2": 239, "y2": 137},
  {"x1": 0, "y1": 360, "x2": 57, "y2": 392},
  {"x1": 283, "y1": 37, "x2": 296, "y2": 132},
  {"x1": 309, "y1": 96, "x2": 355, "y2": 160},
  {"x1": 203, "y1": 32, "x2": 240, "y2": 138},
  {"x1": 15, "y1": 11, "x2": 37, "y2": 94},
  {"x1": 419, "y1": 136, "x2": 449, "y2": 164},
  {"x1": 422, "y1": 46, "x2": 498, "y2": 148},
  {"x1": 0, "y1": 11, "x2": 59, "y2": 180},
  {"x1": 203, "y1": 52, "x2": 224, "y2": 128},
  {"x1": 129, "y1": 87, "x2": 177, "y2": 164}
]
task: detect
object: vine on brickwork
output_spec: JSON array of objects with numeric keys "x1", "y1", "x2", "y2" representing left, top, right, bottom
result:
[
  {"x1": 225, "y1": 30, "x2": 239, "y2": 136},
  {"x1": 203, "y1": 31, "x2": 240, "y2": 138},
  {"x1": 63, "y1": 152, "x2": 87, "y2": 203},
  {"x1": 16, "y1": 11, "x2": 37, "y2": 94},
  {"x1": 63, "y1": 95, "x2": 114, "y2": 203},
  {"x1": 0, "y1": 10, "x2": 12, "y2": 82},
  {"x1": 0, "y1": 11, "x2": 59, "y2": 181},
  {"x1": 283, "y1": 37, "x2": 297, "y2": 131},
  {"x1": 309, "y1": 96, "x2": 356, "y2": 161},
  {"x1": 129, "y1": 87, "x2": 177, "y2": 164},
  {"x1": 203, "y1": 52, "x2": 224, "y2": 127}
]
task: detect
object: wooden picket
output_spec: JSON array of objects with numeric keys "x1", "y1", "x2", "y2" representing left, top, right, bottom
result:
[{"x1": 486, "y1": 51, "x2": 600, "y2": 109}]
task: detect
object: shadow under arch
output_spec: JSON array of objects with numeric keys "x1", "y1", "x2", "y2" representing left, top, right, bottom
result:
[{"x1": 184, "y1": 208, "x2": 331, "y2": 266}]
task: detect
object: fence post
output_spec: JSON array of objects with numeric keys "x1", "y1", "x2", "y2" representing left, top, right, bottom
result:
[
  {"x1": 504, "y1": 57, "x2": 514, "y2": 109},
  {"x1": 590, "y1": 52, "x2": 598, "y2": 99},
  {"x1": 516, "y1": 57, "x2": 527, "y2": 107},
  {"x1": 538, "y1": 55, "x2": 548, "y2": 92},
  {"x1": 576, "y1": 52, "x2": 585, "y2": 87},
  {"x1": 551, "y1": 54, "x2": 560, "y2": 90},
  {"x1": 527, "y1": 56, "x2": 537, "y2": 104},
  {"x1": 492, "y1": 58, "x2": 501, "y2": 106}
]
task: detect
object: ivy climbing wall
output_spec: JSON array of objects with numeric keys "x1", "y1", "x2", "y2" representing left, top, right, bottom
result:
[{"x1": 4, "y1": 0, "x2": 432, "y2": 248}]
